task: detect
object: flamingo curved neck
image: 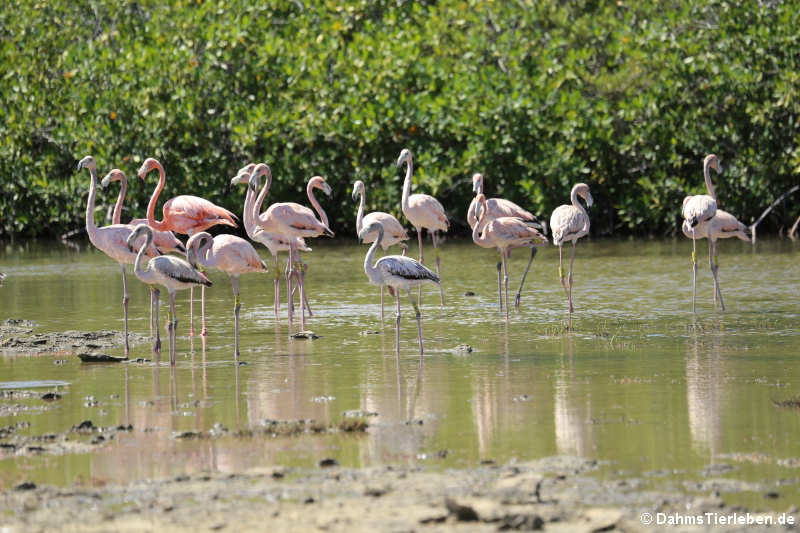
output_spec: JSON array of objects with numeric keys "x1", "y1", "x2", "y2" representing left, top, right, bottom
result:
[
  {"x1": 570, "y1": 187, "x2": 590, "y2": 231},
  {"x1": 112, "y1": 176, "x2": 127, "y2": 225},
  {"x1": 85, "y1": 166, "x2": 99, "y2": 240},
  {"x1": 703, "y1": 159, "x2": 716, "y2": 199},
  {"x1": 145, "y1": 161, "x2": 169, "y2": 231},
  {"x1": 472, "y1": 198, "x2": 492, "y2": 247},
  {"x1": 364, "y1": 225, "x2": 384, "y2": 284},
  {"x1": 253, "y1": 171, "x2": 271, "y2": 223},
  {"x1": 355, "y1": 188, "x2": 365, "y2": 234},
  {"x1": 307, "y1": 181, "x2": 329, "y2": 228},
  {"x1": 401, "y1": 157, "x2": 413, "y2": 212},
  {"x1": 133, "y1": 229, "x2": 156, "y2": 283}
]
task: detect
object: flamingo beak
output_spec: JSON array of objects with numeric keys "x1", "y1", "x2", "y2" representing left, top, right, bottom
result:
[
  {"x1": 100, "y1": 174, "x2": 112, "y2": 188},
  {"x1": 351, "y1": 188, "x2": 359, "y2": 202},
  {"x1": 586, "y1": 193, "x2": 594, "y2": 208},
  {"x1": 322, "y1": 183, "x2": 332, "y2": 196}
]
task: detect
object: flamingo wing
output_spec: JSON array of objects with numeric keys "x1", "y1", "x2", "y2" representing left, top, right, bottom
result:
[{"x1": 550, "y1": 205, "x2": 588, "y2": 245}]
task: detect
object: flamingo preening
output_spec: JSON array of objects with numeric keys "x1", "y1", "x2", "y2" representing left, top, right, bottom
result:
[
  {"x1": 360, "y1": 220, "x2": 440, "y2": 355},
  {"x1": 467, "y1": 173, "x2": 547, "y2": 310},
  {"x1": 681, "y1": 211, "x2": 751, "y2": 311},
  {"x1": 127, "y1": 224, "x2": 211, "y2": 365},
  {"x1": 138, "y1": 157, "x2": 237, "y2": 336},
  {"x1": 352, "y1": 179, "x2": 409, "y2": 320},
  {"x1": 397, "y1": 148, "x2": 448, "y2": 307},
  {"x1": 249, "y1": 171, "x2": 334, "y2": 330},
  {"x1": 550, "y1": 183, "x2": 593, "y2": 318},
  {"x1": 186, "y1": 232, "x2": 268, "y2": 358},
  {"x1": 681, "y1": 154, "x2": 722, "y2": 313},
  {"x1": 78, "y1": 155, "x2": 160, "y2": 355},
  {"x1": 472, "y1": 194, "x2": 548, "y2": 321}
]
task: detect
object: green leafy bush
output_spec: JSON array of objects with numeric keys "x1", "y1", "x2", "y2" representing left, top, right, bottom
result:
[{"x1": 1, "y1": 0, "x2": 798, "y2": 239}]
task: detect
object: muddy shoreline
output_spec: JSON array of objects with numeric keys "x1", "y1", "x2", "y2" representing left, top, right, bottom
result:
[
  {"x1": 0, "y1": 319, "x2": 148, "y2": 357},
  {"x1": 1, "y1": 457, "x2": 797, "y2": 532}
]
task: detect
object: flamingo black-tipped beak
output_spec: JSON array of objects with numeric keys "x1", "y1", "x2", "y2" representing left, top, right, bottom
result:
[
  {"x1": 351, "y1": 189, "x2": 358, "y2": 202},
  {"x1": 586, "y1": 194, "x2": 594, "y2": 208},
  {"x1": 323, "y1": 183, "x2": 332, "y2": 196}
]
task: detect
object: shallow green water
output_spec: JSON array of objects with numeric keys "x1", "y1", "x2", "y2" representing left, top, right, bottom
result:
[{"x1": 1, "y1": 237, "x2": 799, "y2": 508}]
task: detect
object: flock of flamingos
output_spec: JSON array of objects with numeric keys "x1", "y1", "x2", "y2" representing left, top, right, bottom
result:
[{"x1": 69, "y1": 149, "x2": 749, "y2": 362}]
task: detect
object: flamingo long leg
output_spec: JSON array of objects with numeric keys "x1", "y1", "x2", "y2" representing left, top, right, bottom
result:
[
  {"x1": 273, "y1": 254, "x2": 280, "y2": 319},
  {"x1": 121, "y1": 264, "x2": 130, "y2": 355},
  {"x1": 709, "y1": 239, "x2": 726, "y2": 311},
  {"x1": 200, "y1": 285, "x2": 207, "y2": 337},
  {"x1": 432, "y1": 231, "x2": 444, "y2": 307},
  {"x1": 297, "y1": 257, "x2": 307, "y2": 330},
  {"x1": 189, "y1": 287, "x2": 195, "y2": 337},
  {"x1": 381, "y1": 285, "x2": 385, "y2": 322},
  {"x1": 691, "y1": 231, "x2": 697, "y2": 314},
  {"x1": 299, "y1": 258, "x2": 312, "y2": 317},
  {"x1": 395, "y1": 287, "x2": 401, "y2": 354},
  {"x1": 558, "y1": 244, "x2": 567, "y2": 296},
  {"x1": 231, "y1": 275, "x2": 241, "y2": 359},
  {"x1": 153, "y1": 288, "x2": 161, "y2": 354},
  {"x1": 417, "y1": 227, "x2": 424, "y2": 303},
  {"x1": 496, "y1": 249, "x2": 503, "y2": 311},
  {"x1": 286, "y1": 249, "x2": 294, "y2": 324},
  {"x1": 515, "y1": 246, "x2": 538, "y2": 310},
  {"x1": 501, "y1": 249, "x2": 510, "y2": 322},
  {"x1": 169, "y1": 292, "x2": 178, "y2": 366},
  {"x1": 407, "y1": 289, "x2": 424, "y2": 356},
  {"x1": 568, "y1": 241, "x2": 576, "y2": 315}
]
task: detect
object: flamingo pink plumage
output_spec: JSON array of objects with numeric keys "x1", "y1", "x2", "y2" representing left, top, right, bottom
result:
[
  {"x1": 397, "y1": 148, "x2": 448, "y2": 307},
  {"x1": 78, "y1": 156, "x2": 160, "y2": 355},
  {"x1": 138, "y1": 157, "x2": 238, "y2": 336},
  {"x1": 472, "y1": 194, "x2": 548, "y2": 320},
  {"x1": 550, "y1": 183, "x2": 593, "y2": 317},
  {"x1": 186, "y1": 232, "x2": 268, "y2": 358}
]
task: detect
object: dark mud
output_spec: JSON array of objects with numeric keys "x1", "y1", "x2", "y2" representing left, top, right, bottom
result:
[
  {"x1": 1, "y1": 456, "x2": 796, "y2": 532},
  {"x1": 0, "y1": 319, "x2": 148, "y2": 356}
]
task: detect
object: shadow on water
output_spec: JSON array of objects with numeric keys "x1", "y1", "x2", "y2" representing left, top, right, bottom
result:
[{"x1": 0, "y1": 237, "x2": 799, "y2": 509}]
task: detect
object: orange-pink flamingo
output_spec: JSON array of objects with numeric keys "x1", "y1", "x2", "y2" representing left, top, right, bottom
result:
[
  {"x1": 138, "y1": 157, "x2": 237, "y2": 336},
  {"x1": 352, "y1": 179, "x2": 409, "y2": 320},
  {"x1": 78, "y1": 155, "x2": 159, "y2": 355},
  {"x1": 681, "y1": 210, "x2": 750, "y2": 312},
  {"x1": 472, "y1": 194, "x2": 548, "y2": 320},
  {"x1": 186, "y1": 232, "x2": 268, "y2": 358},
  {"x1": 682, "y1": 154, "x2": 722, "y2": 313},
  {"x1": 360, "y1": 220, "x2": 440, "y2": 355},
  {"x1": 127, "y1": 224, "x2": 211, "y2": 365},
  {"x1": 467, "y1": 173, "x2": 547, "y2": 310},
  {"x1": 248, "y1": 172, "x2": 333, "y2": 329},
  {"x1": 550, "y1": 183, "x2": 593, "y2": 317},
  {"x1": 397, "y1": 148, "x2": 448, "y2": 307}
]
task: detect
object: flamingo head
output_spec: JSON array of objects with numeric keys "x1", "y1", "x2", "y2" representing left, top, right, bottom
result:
[
  {"x1": 137, "y1": 158, "x2": 160, "y2": 180},
  {"x1": 231, "y1": 171, "x2": 250, "y2": 188},
  {"x1": 77, "y1": 155, "x2": 96, "y2": 172},
  {"x1": 471, "y1": 173, "x2": 484, "y2": 194},
  {"x1": 238, "y1": 162, "x2": 256, "y2": 176},
  {"x1": 704, "y1": 153, "x2": 722, "y2": 174},
  {"x1": 126, "y1": 223, "x2": 152, "y2": 252},
  {"x1": 309, "y1": 176, "x2": 332, "y2": 196},
  {"x1": 247, "y1": 163, "x2": 271, "y2": 192},
  {"x1": 185, "y1": 232, "x2": 213, "y2": 268},
  {"x1": 396, "y1": 148, "x2": 411, "y2": 168},
  {"x1": 574, "y1": 183, "x2": 593, "y2": 208},
  {"x1": 351, "y1": 180, "x2": 365, "y2": 202},
  {"x1": 471, "y1": 193, "x2": 487, "y2": 222},
  {"x1": 101, "y1": 169, "x2": 126, "y2": 189},
  {"x1": 358, "y1": 220, "x2": 383, "y2": 244}
]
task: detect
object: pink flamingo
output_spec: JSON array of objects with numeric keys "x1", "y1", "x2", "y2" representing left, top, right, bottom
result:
[
  {"x1": 550, "y1": 183, "x2": 593, "y2": 317},
  {"x1": 138, "y1": 157, "x2": 238, "y2": 336},
  {"x1": 352, "y1": 179, "x2": 409, "y2": 320},
  {"x1": 249, "y1": 172, "x2": 333, "y2": 329},
  {"x1": 682, "y1": 154, "x2": 722, "y2": 313},
  {"x1": 397, "y1": 148, "x2": 448, "y2": 306},
  {"x1": 467, "y1": 173, "x2": 547, "y2": 310},
  {"x1": 472, "y1": 194, "x2": 548, "y2": 320},
  {"x1": 186, "y1": 232, "x2": 268, "y2": 358},
  {"x1": 681, "y1": 210, "x2": 750, "y2": 312},
  {"x1": 231, "y1": 164, "x2": 311, "y2": 319},
  {"x1": 78, "y1": 156, "x2": 160, "y2": 355},
  {"x1": 126, "y1": 224, "x2": 211, "y2": 365},
  {"x1": 100, "y1": 169, "x2": 185, "y2": 254}
]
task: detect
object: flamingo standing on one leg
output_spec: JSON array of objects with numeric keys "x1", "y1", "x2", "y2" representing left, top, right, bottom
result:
[
  {"x1": 138, "y1": 157, "x2": 237, "y2": 337},
  {"x1": 186, "y1": 232, "x2": 268, "y2": 358},
  {"x1": 396, "y1": 149, "x2": 448, "y2": 307},
  {"x1": 78, "y1": 156, "x2": 160, "y2": 355},
  {"x1": 472, "y1": 194, "x2": 548, "y2": 321},
  {"x1": 550, "y1": 183, "x2": 593, "y2": 318},
  {"x1": 682, "y1": 154, "x2": 722, "y2": 313},
  {"x1": 352, "y1": 179, "x2": 409, "y2": 320},
  {"x1": 232, "y1": 165, "x2": 311, "y2": 319},
  {"x1": 360, "y1": 221, "x2": 440, "y2": 355},
  {"x1": 249, "y1": 172, "x2": 333, "y2": 330},
  {"x1": 467, "y1": 173, "x2": 547, "y2": 310},
  {"x1": 681, "y1": 210, "x2": 751, "y2": 311},
  {"x1": 126, "y1": 224, "x2": 211, "y2": 365}
]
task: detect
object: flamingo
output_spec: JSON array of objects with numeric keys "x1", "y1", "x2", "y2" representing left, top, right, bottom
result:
[
  {"x1": 550, "y1": 183, "x2": 593, "y2": 317},
  {"x1": 78, "y1": 156, "x2": 160, "y2": 355},
  {"x1": 360, "y1": 220, "x2": 440, "y2": 355},
  {"x1": 126, "y1": 224, "x2": 211, "y2": 365},
  {"x1": 467, "y1": 173, "x2": 547, "y2": 310},
  {"x1": 682, "y1": 154, "x2": 722, "y2": 313},
  {"x1": 472, "y1": 194, "x2": 548, "y2": 320},
  {"x1": 100, "y1": 169, "x2": 185, "y2": 254},
  {"x1": 352, "y1": 179, "x2": 409, "y2": 320},
  {"x1": 681, "y1": 210, "x2": 751, "y2": 311},
  {"x1": 249, "y1": 172, "x2": 334, "y2": 329},
  {"x1": 231, "y1": 164, "x2": 311, "y2": 319},
  {"x1": 186, "y1": 232, "x2": 268, "y2": 358},
  {"x1": 397, "y1": 148, "x2": 448, "y2": 307},
  {"x1": 138, "y1": 157, "x2": 237, "y2": 336}
]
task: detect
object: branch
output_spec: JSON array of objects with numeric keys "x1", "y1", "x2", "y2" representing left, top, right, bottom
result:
[{"x1": 750, "y1": 184, "x2": 799, "y2": 244}]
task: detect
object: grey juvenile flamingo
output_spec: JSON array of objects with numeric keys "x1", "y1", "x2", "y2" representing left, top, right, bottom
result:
[{"x1": 550, "y1": 183, "x2": 593, "y2": 317}]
